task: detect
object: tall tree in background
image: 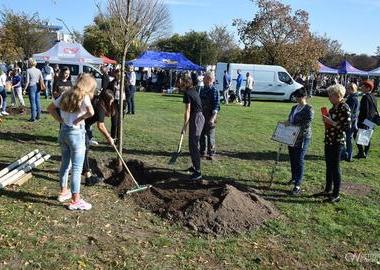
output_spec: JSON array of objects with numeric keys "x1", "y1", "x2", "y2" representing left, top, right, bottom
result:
[
  {"x1": 208, "y1": 25, "x2": 242, "y2": 63},
  {"x1": 154, "y1": 31, "x2": 218, "y2": 65},
  {"x1": 234, "y1": 0, "x2": 323, "y2": 74},
  {"x1": 0, "y1": 10, "x2": 51, "y2": 62},
  {"x1": 318, "y1": 35, "x2": 344, "y2": 67},
  {"x1": 97, "y1": 0, "x2": 171, "y2": 159}
]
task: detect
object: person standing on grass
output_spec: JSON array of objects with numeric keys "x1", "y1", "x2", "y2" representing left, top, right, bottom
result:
[
  {"x1": 52, "y1": 67, "x2": 72, "y2": 99},
  {"x1": 318, "y1": 84, "x2": 351, "y2": 203},
  {"x1": 47, "y1": 74, "x2": 96, "y2": 211},
  {"x1": 200, "y1": 72, "x2": 220, "y2": 160},
  {"x1": 126, "y1": 65, "x2": 136, "y2": 114},
  {"x1": 235, "y1": 69, "x2": 243, "y2": 104},
  {"x1": 110, "y1": 69, "x2": 125, "y2": 140},
  {"x1": 42, "y1": 61, "x2": 54, "y2": 99},
  {"x1": 355, "y1": 80, "x2": 377, "y2": 159},
  {"x1": 0, "y1": 70, "x2": 8, "y2": 116},
  {"x1": 243, "y1": 72, "x2": 254, "y2": 107},
  {"x1": 285, "y1": 88, "x2": 314, "y2": 195},
  {"x1": 24, "y1": 58, "x2": 43, "y2": 122},
  {"x1": 83, "y1": 89, "x2": 116, "y2": 185},
  {"x1": 101, "y1": 65, "x2": 110, "y2": 93},
  {"x1": 342, "y1": 83, "x2": 359, "y2": 162},
  {"x1": 11, "y1": 69, "x2": 25, "y2": 108},
  {"x1": 223, "y1": 70, "x2": 231, "y2": 104},
  {"x1": 180, "y1": 74, "x2": 205, "y2": 180}
]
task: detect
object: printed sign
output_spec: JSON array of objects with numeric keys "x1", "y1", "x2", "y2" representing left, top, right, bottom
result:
[
  {"x1": 271, "y1": 122, "x2": 300, "y2": 147},
  {"x1": 356, "y1": 128, "x2": 373, "y2": 146}
]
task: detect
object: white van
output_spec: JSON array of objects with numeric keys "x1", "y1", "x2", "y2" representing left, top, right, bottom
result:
[
  {"x1": 36, "y1": 61, "x2": 103, "y2": 91},
  {"x1": 215, "y1": 62, "x2": 303, "y2": 101}
]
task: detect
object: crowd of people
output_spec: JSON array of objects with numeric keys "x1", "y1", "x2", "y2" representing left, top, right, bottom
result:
[
  {"x1": 286, "y1": 80, "x2": 377, "y2": 202},
  {"x1": 0, "y1": 57, "x2": 378, "y2": 209}
]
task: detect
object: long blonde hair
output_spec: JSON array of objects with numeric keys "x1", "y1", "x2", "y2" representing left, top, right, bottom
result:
[{"x1": 60, "y1": 73, "x2": 96, "y2": 112}]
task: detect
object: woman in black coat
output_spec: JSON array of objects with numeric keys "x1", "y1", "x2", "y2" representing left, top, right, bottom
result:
[{"x1": 356, "y1": 80, "x2": 377, "y2": 159}]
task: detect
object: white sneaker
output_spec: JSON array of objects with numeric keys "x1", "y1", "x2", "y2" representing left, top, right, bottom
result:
[
  {"x1": 68, "y1": 199, "x2": 92, "y2": 211},
  {"x1": 57, "y1": 192, "x2": 72, "y2": 202},
  {"x1": 89, "y1": 139, "x2": 99, "y2": 146},
  {"x1": 1, "y1": 111, "x2": 9, "y2": 116}
]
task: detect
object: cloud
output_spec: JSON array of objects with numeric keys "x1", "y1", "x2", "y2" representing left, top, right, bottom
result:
[{"x1": 163, "y1": 0, "x2": 209, "y2": 7}]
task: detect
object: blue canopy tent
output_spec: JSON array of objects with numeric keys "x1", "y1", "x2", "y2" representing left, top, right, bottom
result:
[
  {"x1": 318, "y1": 61, "x2": 338, "y2": 74},
  {"x1": 338, "y1": 60, "x2": 368, "y2": 76},
  {"x1": 127, "y1": 50, "x2": 205, "y2": 71},
  {"x1": 128, "y1": 51, "x2": 205, "y2": 92},
  {"x1": 338, "y1": 60, "x2": 369, "y2": 85}
]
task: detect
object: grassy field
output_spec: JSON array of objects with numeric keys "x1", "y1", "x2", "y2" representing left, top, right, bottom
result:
[{"x1": 0, "y1": 92, "x2": 379, "y2": 269}]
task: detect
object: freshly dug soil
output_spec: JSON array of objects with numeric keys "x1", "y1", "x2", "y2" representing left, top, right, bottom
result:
[
  {"x1": 105, "y1": 159, "x2": 280, "y2": 235},
  {"x1": 7, "y1": 106, "x2": 28, "y2": 115}
]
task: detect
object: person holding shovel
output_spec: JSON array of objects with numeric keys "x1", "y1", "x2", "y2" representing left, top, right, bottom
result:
[
  {"x1": 83, "y1": 89, "x2": 116, "y2": 185},
  {"x1": 180, "y1": 74, "x2": 205, "y2": 180}
]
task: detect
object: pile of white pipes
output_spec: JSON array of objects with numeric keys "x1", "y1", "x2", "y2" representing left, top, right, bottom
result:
[{"x1": 0, "y1": 149, "x2": 50, "y2": 188}]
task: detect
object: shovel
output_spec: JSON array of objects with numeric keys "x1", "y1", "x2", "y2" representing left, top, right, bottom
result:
[
  {"x1": 112, "y1": 144, "x2": 151, "y2": 194},
  {"x1": 168, "y1": 132, "x2": 184, "y2": 165}
]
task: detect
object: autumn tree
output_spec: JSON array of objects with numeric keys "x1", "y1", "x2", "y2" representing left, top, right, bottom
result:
[
  {"x1": 234, "y1": 0, "x2": 324, "y2": 74},
  {"x1": 0, "y1": 10, "x2": 51, "y2": 62},
  {"x1": 318, "y1": 35, "x2": 344, "y2": 67}
]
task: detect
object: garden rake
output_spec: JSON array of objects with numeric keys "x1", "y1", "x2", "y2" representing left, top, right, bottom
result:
[{"x1": 112, "y1": 144, "x2": 152, "y2": 194}]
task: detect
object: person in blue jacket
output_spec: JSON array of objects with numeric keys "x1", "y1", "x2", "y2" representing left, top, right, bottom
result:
[
  {"x1": 200, "y1": 72, "x2": 220, "y2": 160},
  {"x1": 235, "y1": 69, "x2": 243, "y2": 103}
]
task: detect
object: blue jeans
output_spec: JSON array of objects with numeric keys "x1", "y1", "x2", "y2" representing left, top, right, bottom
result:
[
  {"x1": 342, "y1": 128, "x2": 357, "y2": 160},
  {"x1": 44, "y1": 80, "x2": 52, "y2": 98},
  {"x1": 0, "y1": 86, "x2": 6, "y2": 112},
  {"x1": 28, "y1": 84, "x2": 41, "y2": 120},
  {"x1": 126, "y1": 89, "x2": 135, "y2": 114},
  {"x1": 288, "y1": 137, "x2": 310, "y2": 186},
  {"x1": 59, "y1": 125, "x2": 86, "y2": 194}
]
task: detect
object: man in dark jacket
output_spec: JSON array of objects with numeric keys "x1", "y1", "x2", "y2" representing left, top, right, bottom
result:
[
  {"x1": 342, "y1": 83, "x2": 359, "y2": 161},
  {"x1": 356, "y1": 80, "x2": 377, "y2": 159},
  {"x1": 199, "y1": 72, "x2": 220, "y2": 160},
  {"x1": 101, "y1": 66, "x2": 110, "y2": 93}
]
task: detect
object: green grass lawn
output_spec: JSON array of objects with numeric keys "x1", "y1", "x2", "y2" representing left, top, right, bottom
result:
[{"x1": 0, "y1": 93, "x2": 379, "y2": 269}]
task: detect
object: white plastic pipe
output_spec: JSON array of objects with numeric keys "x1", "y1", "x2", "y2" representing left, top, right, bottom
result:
[
  {"x1": 0, "y1": 152, "x2": 44, "y2": 183},
  {"x1": 0, "y1": 149, "x2": 39, "y2": 178},
  {"x1": 0, "y1": 154, "x2": 50, "y2": 188}
]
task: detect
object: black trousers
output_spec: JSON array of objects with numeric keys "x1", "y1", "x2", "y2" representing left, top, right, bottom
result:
[
  {"x1": 324, "y1": 144, "x2": 343, "y2": 197},
  {"x1": 111, "y1": 100, "x2": 126, "y2": 139},
  {"x1": 357, "y1": 142, "x2": 371, "y2": 157},
  {"x1": 243, "y1": 88, "x2": 252, "y2": 107},
  {"x1": 83, "y1": 129, "x2": 91, "y2": 174},
  {"x1": 189, "y1": 112, "x2": 205, "y2": 172}
]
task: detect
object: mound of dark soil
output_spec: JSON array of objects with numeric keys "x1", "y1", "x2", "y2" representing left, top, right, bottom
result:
[
  {"x1": 97, "y1": 158, "x2": 279, "y2": 235},
  {"x1": 134, "y1": 179, "x2": 279, "y2": 235}
]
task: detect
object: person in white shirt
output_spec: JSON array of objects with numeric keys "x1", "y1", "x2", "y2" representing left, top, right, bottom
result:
[
  {"x1": 196, "y1": 71, "x2": 204, "y2": 93},
  {"x1": 47, "y1": 73, "x2": 96, "y2": 211},
  {"x1": 126, "y1": 65, "x2": 136, "y2": 114},
  {"x1": 243, "y1": 72, "x2": 254, "y2": 107},
  {"x1": 0, "y1": 70, "x2": 8, "y2": 116},
  {"x1": 42, "y1": 61, "x2": 54, "y2": 99},
  {"x1": 24, "y1": 58, "x2": 44, "y2": 122}
]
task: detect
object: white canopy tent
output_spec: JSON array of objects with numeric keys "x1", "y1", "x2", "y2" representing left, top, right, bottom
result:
[
  {"x1": 33, "y1": 41, "x2": 102, "y2": 65},
  {"x1": 369, "y1": 67, "x2": 380, "y2": 76}
]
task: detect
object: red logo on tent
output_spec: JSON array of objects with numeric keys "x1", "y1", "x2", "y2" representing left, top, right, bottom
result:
[{"x1": 63, "y1": 48, "x2": 79, "y2": 54}]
